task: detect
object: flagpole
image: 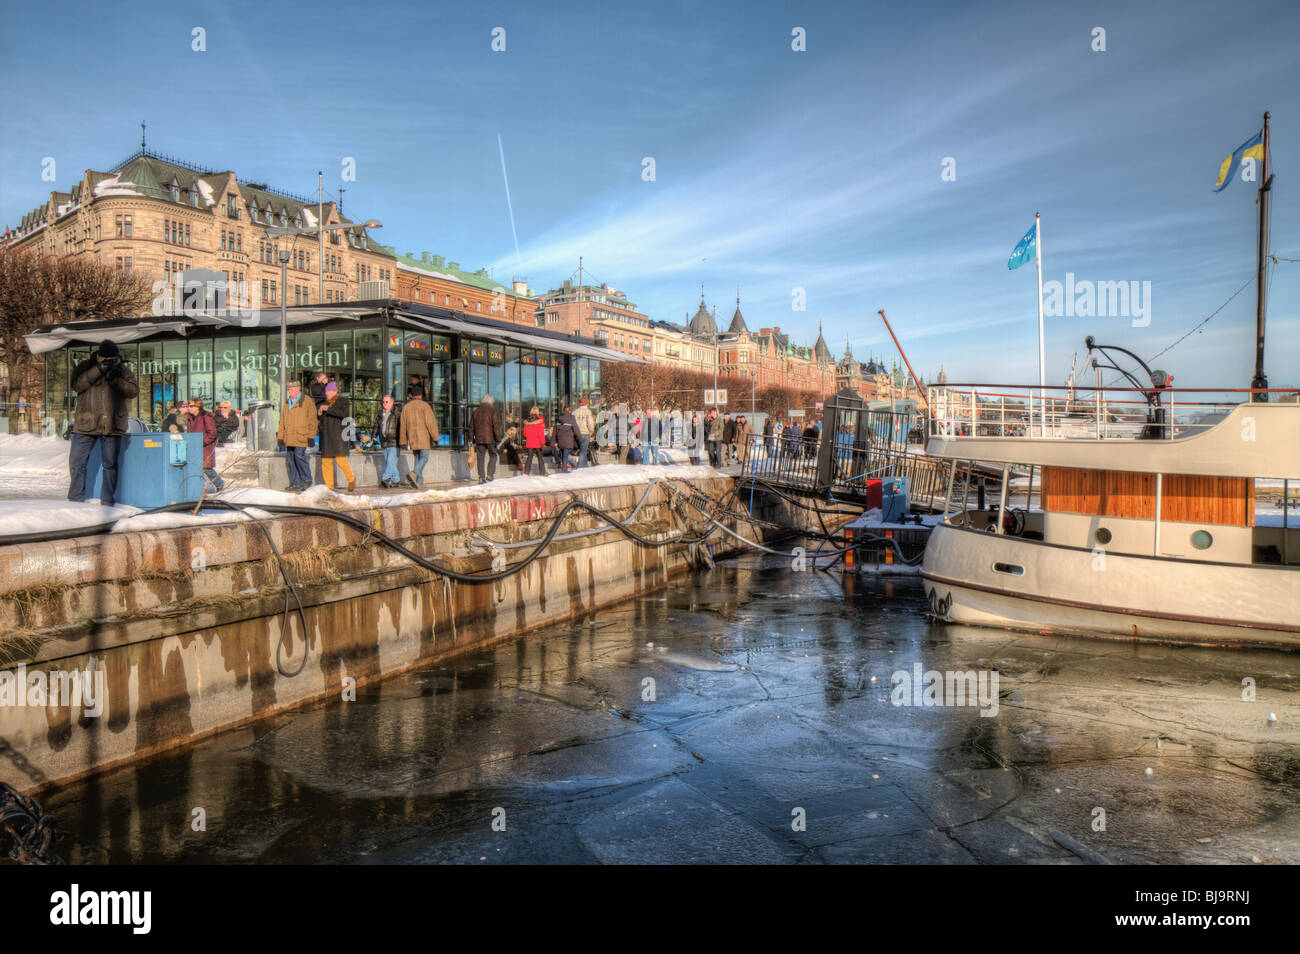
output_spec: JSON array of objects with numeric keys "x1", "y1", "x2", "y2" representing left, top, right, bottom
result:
[{"x1": 1035, "y1": 211, "x2": 1045, "y2": 435}]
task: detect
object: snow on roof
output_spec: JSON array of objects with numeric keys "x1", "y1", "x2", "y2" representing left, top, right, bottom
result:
[
  {"x1": 93, "y1": 175, "x2": 140, "y2": 197},
  {"x1": 196, "y1": 179, "x2": 215, "y2": 206},
  {"x1": 302, "y1": 207, "x2": 317, "y2": 227},
  {"x1": 396, "y1": 260, "x2": 462, "y2": 284}
]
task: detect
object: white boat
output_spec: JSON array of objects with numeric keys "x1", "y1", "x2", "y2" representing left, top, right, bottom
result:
[{"x1": 921, "y1": 384, "x2": 1299, "y2": 648}]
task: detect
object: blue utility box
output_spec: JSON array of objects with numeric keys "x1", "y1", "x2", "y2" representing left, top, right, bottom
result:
[
  {"x1": 86, "y1": 432, "x2": 204, "y2": 508},
  {"x1": 882, "y1": 476, "x2": 910, "y2": 523}
]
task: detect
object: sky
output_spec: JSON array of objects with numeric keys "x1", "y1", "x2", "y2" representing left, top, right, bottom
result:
[{"x1": 1, "y1": 0, "x2": 1297, "y2": 391}]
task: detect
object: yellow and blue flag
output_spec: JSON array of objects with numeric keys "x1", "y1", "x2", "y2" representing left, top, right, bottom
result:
[
  {"x1": 1213, "y1": 130, "x2": 1264, "y2": 192},
  {"x1": 1008, "y1": 221, "x2": 1037, "y2": 270}
]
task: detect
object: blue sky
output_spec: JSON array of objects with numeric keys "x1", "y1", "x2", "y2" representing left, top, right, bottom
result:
[{"x1": 2, "y1": 0, "x2": 1296, "y2": 390}]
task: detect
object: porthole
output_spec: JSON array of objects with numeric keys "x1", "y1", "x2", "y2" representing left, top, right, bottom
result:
[
  {"x1": 1191, "y1": 530, "x2": 1213, "y2": 550},
  {"x1": 1094, "y1": 527, "x2": 1112, "y2": 545}
]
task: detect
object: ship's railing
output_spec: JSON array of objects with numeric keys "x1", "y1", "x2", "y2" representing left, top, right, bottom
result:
[{"x1": 926, "y1": 384, "x2": 1295, "y2": 441}]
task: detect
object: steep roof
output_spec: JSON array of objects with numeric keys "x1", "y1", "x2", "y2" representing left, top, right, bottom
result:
[
  {"x1": 727, "y1": 295, "x2": 748, "y2": 334},
  {"x1": 813, "y1": 326, "x2": 833, "y2": 363}
]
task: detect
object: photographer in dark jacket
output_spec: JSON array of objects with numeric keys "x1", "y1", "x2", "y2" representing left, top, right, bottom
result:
[{"x1": 68, "y1": 340, "x2": 139, "y2": 507}]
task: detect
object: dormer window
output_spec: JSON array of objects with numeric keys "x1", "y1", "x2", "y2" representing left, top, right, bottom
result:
[
  {"x1": 170, "y1": 177, "x2": 179, "y2": 202},
  {"x1": 279, "y1": 210, "x2": 287, "y2": 227},
  {"x1": 249, "y1": 202, "x2": 259, "y2": 223},
  {"x1": 189, "y1": 189, "x2": 199, "y2": 207},
  {"x1": 293, "y1": 213, "x2": 302, "y2": 228}
]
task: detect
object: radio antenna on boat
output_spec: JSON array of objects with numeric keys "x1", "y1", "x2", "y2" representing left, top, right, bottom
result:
[{"x1": 1252, "y1": 111, "x2": 1272, "y2": 402}]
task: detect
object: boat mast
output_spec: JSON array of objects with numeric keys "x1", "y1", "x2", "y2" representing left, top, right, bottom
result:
[{"x1": 1252, "y1": 111, "x2": 1272, "y2": 402}]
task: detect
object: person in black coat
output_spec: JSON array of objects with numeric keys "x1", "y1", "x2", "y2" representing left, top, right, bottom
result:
[
  {"x1": 553, "y1": 407, "x2": 579, "y2": 472},
  {"x1": 316, "y1": 383, "x2": 355, "y2": 491}
]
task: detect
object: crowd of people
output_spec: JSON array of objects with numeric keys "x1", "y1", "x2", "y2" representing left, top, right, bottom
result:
[{"x1": 65, "y1": 340, "x2": 833, "y2": 501}]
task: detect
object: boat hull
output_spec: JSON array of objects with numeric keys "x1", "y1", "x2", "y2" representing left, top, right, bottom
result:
[{"x1": 920, "y1": 523, "x2": 1300, "y2": 650}]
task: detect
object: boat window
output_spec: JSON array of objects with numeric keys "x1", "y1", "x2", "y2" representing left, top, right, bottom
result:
[
  {"x1": 1191, "y1": 530, "x2": 1213, "y2": 550},
  {"x1": 1094, "y1": 527, "x2": 1112, "y2": 545},
  {"x1": 992, "y1": 562, "x2": 1025, "y2": 575}
]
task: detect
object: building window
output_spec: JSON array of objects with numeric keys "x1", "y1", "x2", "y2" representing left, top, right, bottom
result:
[
  {"x1": 115, "y1": 214, "x2": 123, "y2": 237},
  {"x1": 236, "y1": 232, "x2": 242, "y2": 253},
  {"x1": 227, "y1": 195, "x2": 238, "y2": 218},
  {"x1": 170, "y1": 178, "x2": 179, "y2": 202},
  {"x1": 190, "y1": 189, "x2": 199, "y2": 207},
  {"x1": 269, "y1": 280, "x2": 276, "y2": 302},
  {"x1": 261, "y1": 279, "x2": 269, "y2": 300}
]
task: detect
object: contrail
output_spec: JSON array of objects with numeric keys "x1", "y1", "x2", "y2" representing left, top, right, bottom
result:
[{"x1": 498, "y1": 133, "x2": 521, "y2": 268}]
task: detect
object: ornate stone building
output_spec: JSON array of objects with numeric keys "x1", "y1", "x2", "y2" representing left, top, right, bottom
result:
[{"x1": 4, "y1": 147, "x2": 396, "y2": 312}]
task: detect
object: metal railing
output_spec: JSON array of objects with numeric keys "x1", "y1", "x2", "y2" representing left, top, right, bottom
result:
[
  {"x1": 738, "y1": 428, "x2": 948, "y2": 509},
  {"x1": 926, "y1": 384, "x2": 1297, "y2": 442}
]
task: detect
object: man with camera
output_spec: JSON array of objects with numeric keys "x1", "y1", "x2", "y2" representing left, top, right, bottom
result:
[{"x1": 67, "y1": 339, "x2": 140, "y2": 507}]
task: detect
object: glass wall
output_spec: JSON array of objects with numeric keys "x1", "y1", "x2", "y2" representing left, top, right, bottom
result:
[{"x1": 42, "y1": 320, "x2": 601, "y2": 444}]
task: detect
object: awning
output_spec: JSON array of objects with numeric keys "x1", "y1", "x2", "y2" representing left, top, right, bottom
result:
[
  {"x1": 24, "y1": 319, "x2": 217, "y2": 355},
  {"x1": 391, "y1": 310, "x2": 639, "y2": 363}
]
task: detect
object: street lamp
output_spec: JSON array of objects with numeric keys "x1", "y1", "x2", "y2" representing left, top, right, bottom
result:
[{"x1": 265, "y1": 220, "x2": 382, "y2": 407}]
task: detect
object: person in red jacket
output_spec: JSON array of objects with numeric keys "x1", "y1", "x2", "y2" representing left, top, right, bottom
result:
[
  {"x1": 187, "y1": 397, "x2": 224, "y2": 492},
  {"x1": 521, "y1": 406, "x2": 547, "y2": 476}
]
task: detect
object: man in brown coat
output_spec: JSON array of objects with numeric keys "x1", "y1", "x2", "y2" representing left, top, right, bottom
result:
[
  {"x1": 470, "y1": 394, "x2": 502, "y2": 483},
  {"x1": 399, "y1": 384, "x2": 440, "y2": 488},
  {"x1": 276, "y1": 380, "x2": 317, "y2": 491}
]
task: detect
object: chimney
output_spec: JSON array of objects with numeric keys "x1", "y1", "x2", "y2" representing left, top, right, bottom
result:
[
  {"x1": 447, "y1": 261, "x2": 460, "y2": 272},
  {"x1": 431, "y1": 255, "x2": 445, "y2": 268},
  {"x1": 421, "y1": 252, "x2": 431, "y2": 264},
  {"x1": 512, "y1": 278, "x2": 527, "y2": 295}
]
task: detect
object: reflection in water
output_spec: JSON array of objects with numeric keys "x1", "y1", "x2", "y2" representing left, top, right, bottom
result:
[{"x1": 37, "y1": 552, "x2": 1300, "y2": 865}]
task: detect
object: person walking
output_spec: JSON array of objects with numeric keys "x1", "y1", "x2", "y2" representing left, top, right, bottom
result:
[
  {"x1": 573, "y1": 396, "x2": 596, "y2": 468},
  {"x1": 553, "y1": 405, "x2": 579, "y2": 472},
  {"x1": 763, "y1": 416, "x2": 775, "y2": 460},
  {"x1": 470, "y1": 394, "x2": 502, "y2": 483},
  {"x1": 276, "y1": 380, "x2": 316, "y2": 491},
  {"x1": 521, "y1": 406, "x2": 547, "y2": 475},
  {"x1": 734, "y1": 415, "x2": 752, "y2": 467},
  {"x1": 722, "y1": 413, "x2": 736, "y2": 464},
  {"x1": 802, "y1": 419, "x2": 820, "y2": 460},
  {"x1": 67, "y1": 339, "x2": 139, "y2": 507},
  {"x1": 706, "y1": 409, "x2": 724, "y2": 467},
  {"x1": 645, "y1": 407, "x2": 662, "y2": 465},
  {"x1": 316, "y1": 383, "x2": 356, "y2": 492},
  {"x1": 185, "y1": 397, "x2": 224, "y2": 492},
  {"x1": 399, "y1": 384, "x2": 439, "y2": 488},
  {"x1": 783, "y1": 417, "x2": 801, "y2": 460},
  {"x1": 369, "y1": 393, "x2": 403, "y2": 488}
]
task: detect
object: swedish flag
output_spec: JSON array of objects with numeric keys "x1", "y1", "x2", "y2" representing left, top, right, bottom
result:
[{"x1": 1213, "y1": 130, "x2": 1264, "y2": 192}]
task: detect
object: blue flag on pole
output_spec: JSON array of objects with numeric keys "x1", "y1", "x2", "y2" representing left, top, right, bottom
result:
[{"x1": 1008, "y1": 222, "x2": 1037, "y2": 270}]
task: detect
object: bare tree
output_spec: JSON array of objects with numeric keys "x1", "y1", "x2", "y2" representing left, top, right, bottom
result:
[{"x1": 0, "y1": 247, "x2": 150, "y2": 429}]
